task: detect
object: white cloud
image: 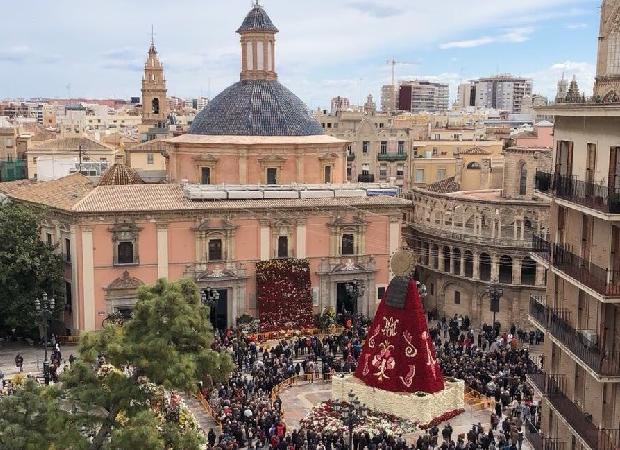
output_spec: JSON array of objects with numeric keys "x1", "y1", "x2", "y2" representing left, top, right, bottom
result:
[
  {"x1": 565, "y1": 22, "x2": 588, "y2": 29},
  {"x1": 440, "y1": 27, "x2": 535, "y2": 49}
]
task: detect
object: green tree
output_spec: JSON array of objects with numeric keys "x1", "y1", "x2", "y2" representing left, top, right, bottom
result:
[
  {"x1": 63, "y1": 278, "x2": 234, "y2": 450},
  {"x1": 0, "y1": 380, "x2": 87, "y2": 450},
  {"x1": 0, "y1": 201, "x2": 65, "y2": 335}
]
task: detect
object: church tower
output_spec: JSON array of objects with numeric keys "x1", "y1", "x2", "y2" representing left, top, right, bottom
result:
[
  {"x1": 141, "y1": 34, "x2": 168, "y2": 127},
  {"x1": 237, "y1": 2, "x2": 279, "y2": 81},
  {"x1": 594, "y1": 0, "x2": 620, "y2": 100}
]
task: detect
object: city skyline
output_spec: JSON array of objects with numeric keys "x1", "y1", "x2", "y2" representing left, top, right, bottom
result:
[{"x1": 0, "y1": 0, "x2": 602, "y2": 108}]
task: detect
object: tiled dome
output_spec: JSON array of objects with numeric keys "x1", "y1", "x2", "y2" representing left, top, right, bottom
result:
[
  {"x1": 189, "y1": 80, "x2": 324, "y2": 137},
  {"x1": 237, "y1": 5, "x2": 279, "y2": 33},
  {"x1": 99, "y1": 163, "x2": 144, "y2": 186}
]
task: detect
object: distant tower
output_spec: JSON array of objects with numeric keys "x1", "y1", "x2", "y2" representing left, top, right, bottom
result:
[
  {"x1": 364, "y1": 94, "x2": 377, "y2": 114},
  {"x1": 555, "y1": 73, "x2": 568, "y2": 102},
  {"x1": 594, "y1": 0, "x2": 620, "y2": 101},
  {"x1": 565, "y1": 75, "x2": 582, "y2": 103},
  {"x1": 237, "y1": 2, "x2": 279, "y2": 81},
  {"x1": 141, "y1": 32, "x2": 168, "y2": 127}
]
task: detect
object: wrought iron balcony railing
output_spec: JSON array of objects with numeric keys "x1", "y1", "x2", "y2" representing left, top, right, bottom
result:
[
  {"x1": 534, "y1": 171, "x2": 620, "y2": 214},
  {"x1": 529, "y1": 298, "x2": 620, "y2": 376},
  {"x1": 552, "y1": 243, "x2": 620, "y2": 297},
  {"x1": 377, "y1": 152, "x2": 407, "y2": 162},
  {"x1": 532, "y1": 235, "x2": 551, "y2": 261},
  {"x1": 527, "y1": 372, "x2": 620, "y2": 450}
]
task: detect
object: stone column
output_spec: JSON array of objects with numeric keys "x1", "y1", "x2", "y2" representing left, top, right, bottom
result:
[
  {"x1": 81, "y1": 227, "x2": 96, "y2": 332},
  {"x1": 513, "y1": 220, "x2": 519, "y2": 241},
  {"x1": 239, "y1": 149, "x2": 248, "y2": 184},
  {"x1": 460, "y1": 252, "x2": 466, "y2": 277},
  {"x1": 260, "y1": 222, "x2": 270, "y2": 261},
  {"x1": 535, "y1": 263, "x2": 546, "y2": 286},
  {"x1": 512, "y1": 258, "x2": 522, "y2": 285},
  {"x1": 156, "y1": 223, "x2": 168, "y2": 279},
  {"x1": 296, "y1": 221, "x2": 307, "y2": 259},
  {"x1": 70, "y1": 225, "x2": 80, "y2": 331},
  {"x1": 473, "y1": 252, "x2": 480, "y2": 280},
  {"x1": 449, "y1": 246, "x2": 456, "y2": 274},
  {"x1": 491, "y1": 254, "x2": 499, "y2": 282},
  {"x1": 437, "y1": 247, "x2": 444, "y2": 272}
]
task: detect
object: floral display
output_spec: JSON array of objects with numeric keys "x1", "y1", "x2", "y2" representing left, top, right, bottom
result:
[
  {"x1": 419, "y1": 409, "x2": 465, "y2": 430},
  {"x1": 300, "y1": 400, "x2": 418, "y2": 437},
  {"x1": 96, "y1": 364, "x2": 200, "y2": 433},
  {"x1": 256, "y1": 259, "x2": 314, "y2": 332}
]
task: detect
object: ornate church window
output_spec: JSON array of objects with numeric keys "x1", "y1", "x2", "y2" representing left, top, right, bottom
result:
[{"x1": 110, "y1": 222, "x2": 140, "y2": 266}]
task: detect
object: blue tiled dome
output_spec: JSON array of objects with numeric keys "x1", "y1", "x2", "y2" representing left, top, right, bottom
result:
[
  {"x1": 189, "y1": 80, "x2": 324, "y2": 137},
  {"x1": 237, "y1": 5, "x2": 279, "y2": 34}
]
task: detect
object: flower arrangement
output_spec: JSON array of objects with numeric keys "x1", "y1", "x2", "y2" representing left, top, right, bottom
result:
[
  {"x1": 419, "y1": 409, "x2": 465, "y2": 429},
  {"x1": 300, "y1": 400, "x2": 418, "y2": 437},
  {"x1": 256, "y1": 259, "x2": 314, "y2": 333},
  {"x1": 316, "y1": 306, "x2": 337, "y2": 331}
]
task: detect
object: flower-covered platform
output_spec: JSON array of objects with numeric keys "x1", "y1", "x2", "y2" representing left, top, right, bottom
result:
[{"x1": 332, "y1": 374, "x2": 465, "y2": 427}]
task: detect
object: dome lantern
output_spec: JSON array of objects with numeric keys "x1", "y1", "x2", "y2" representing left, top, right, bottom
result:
[{"x1": 237, "y1": 2, "x2": 278, "y2": 81}]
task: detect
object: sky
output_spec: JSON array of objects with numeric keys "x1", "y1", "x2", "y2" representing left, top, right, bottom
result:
[{"x1": 0, "y1": 0, "x2": 603, "y2": 109}]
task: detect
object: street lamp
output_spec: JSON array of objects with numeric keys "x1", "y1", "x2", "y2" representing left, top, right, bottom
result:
[
  {"x1": 201, "y1": 288, "x2": 220, "y2": 308},
  {"x1": 333, "y1": 390, "x2": 367, "y2": 450},
  {"x1": 34, "y1": 292, "x2": 55, "y2": 385},
  {"x1": 345, "y1": 280, "x2": 365, "y2": 317},
  {"x1": 484, "y1": 284, "x2": 504, "y2": 325}
]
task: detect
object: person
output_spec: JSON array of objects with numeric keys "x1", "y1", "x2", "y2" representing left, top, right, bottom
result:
[
  {"x1": 15, "y1": 353, "x2": 23, "y2": 373},
  {"x1": 208, "y1": 428, "x2": 216, "y2": 447}
]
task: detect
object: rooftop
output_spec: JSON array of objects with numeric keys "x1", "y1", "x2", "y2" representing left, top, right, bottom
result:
[
  {"x1": 169, "y1": 133, "x2": 344, "y2": 146},
  {"x1": 30, "y1": 136, "x2": 115, "y2": 152},
  {"x1": 0, "y1": 176, "x2": 409, "y2": 214}
]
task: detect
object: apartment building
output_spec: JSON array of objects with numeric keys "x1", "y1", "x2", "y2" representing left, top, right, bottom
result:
[
  {"x1": 527, "y1": 4, "x2": 620, "y2": 446},
  {"x1": 398, "y1": 80, "x2": 449, "y2": 113},
  {"x1": 459, "y1": 75, "x2": 533, "y2": 113}
]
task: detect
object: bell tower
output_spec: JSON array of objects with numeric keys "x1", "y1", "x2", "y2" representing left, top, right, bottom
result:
[
  {"x1": 141, "y1": 31, "x2": 168, "y2": 127},
  {"x1": 237, "y1": 2, "x2": 279, "y2": 81},
  {"x1": 594, "y1": 0, "x2": 620, "y2": 100}
]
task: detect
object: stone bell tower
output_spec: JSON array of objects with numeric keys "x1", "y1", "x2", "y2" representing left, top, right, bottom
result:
[
  {"x1": 237, "y1": 1, "x2": 279, "y2": 81},
  {"x1": 141, "y1": 31, "x2": 168, "y2": 127},
  {"x1": 594, "y1": 0, "x2": 620, "y2": 100}
]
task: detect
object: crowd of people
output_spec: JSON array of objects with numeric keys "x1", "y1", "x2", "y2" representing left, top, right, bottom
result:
[{"x1": 200, "y1": 313, "x2": 543, "y2": 450}]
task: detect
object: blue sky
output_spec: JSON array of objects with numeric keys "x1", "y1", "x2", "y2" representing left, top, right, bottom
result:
[{"x1": 0, "y1": 0, "x2": 602, "y2": 108}]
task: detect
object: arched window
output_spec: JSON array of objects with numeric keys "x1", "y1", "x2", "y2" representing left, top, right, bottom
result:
[
  {"x1": 521, "y1": 256, "x2": 537, "y2": 285},
  {"x1": 453, "y1": 248, "x2": 462, "y2": 275},
  {"x1": 499, "y1": 255, "x2": 513, "y2": 284},
  {"x1": 443, "y1": 246, "x2": 451, "y2": 272},
  {"x1": 467, "y1": 162, "x2": 481, "y2": 170},
  {"x1": 464, "y1": 251, "x2": 474, "y2": 278},
  {"x1": 479, "y1": 253, "x2": 492, "y2": 281},
  {"x1": 519, "y1": 162, "x2": 528, "y2": 195},
  {"x1": 152, "y1": 98, "x2": 160, "y2": 115}
]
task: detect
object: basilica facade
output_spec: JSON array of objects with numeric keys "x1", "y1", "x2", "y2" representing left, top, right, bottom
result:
[{"x1": 0, "y1": 4, "x2": 408, "y2": 334}]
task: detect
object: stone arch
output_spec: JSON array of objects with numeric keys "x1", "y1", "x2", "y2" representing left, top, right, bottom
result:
[
  {"x1": 443, "y1": 246, "x2": 451, "y2": 272},
  {"x1": 440, "y1": 279, "x2": 473, "y2": 320},
  {"x1": 479, "y1": 252, "x2": 492, "y2": 281},
  {"x1": 499, "y1": 255, "x2": 513, "y2": 284},
  {"x1": 453, "y1": 247, "x2": 462, "y2": 275},
  {"x1": 521, "y1": 256, "x2": 537, "y2": 285},
  {"x1": 152, "y1": 97, "x2": 160, "y2": 114},
  {"x1": 464, "y1": 250, "x2": 474, "y2": 278}
]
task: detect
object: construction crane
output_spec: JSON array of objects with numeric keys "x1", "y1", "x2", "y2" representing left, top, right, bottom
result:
[{"x1": 386, "y1": 58, "x2": 419, "y2": 87}]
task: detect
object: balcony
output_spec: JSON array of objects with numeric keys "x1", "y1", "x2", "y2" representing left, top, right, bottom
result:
[
  {"x1": 535, "y1": 170, "x2": 553, "y2": 194},
  {"x1": 535, "y1": 171, "x2": 620, "y2": 214},
  {"x1": 377, "y1": 152, "x2": 407, "y2": 162},
  {"x1": 527, "y1": 372, "x2": 620, "y2": 450},
  {"x1": 553, "y1": 243, "x2": 620, "y2": 297},
  {"x1": 532, "y1": 234, "x2": 551, "y2": 261},
  {"x1": 529, "y1": 298, "x2": 620, "y2": 376},
  {"x1": 357, "y1": 174, "x2": 375, "y2": 183}
]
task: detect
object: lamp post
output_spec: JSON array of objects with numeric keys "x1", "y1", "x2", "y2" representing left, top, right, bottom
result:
[
  {"x1": 34, "y1": 292, "x2": 55, "y2": 385},
  {"x1": 201, "y1": 288, "x2": 221, "y2": 327},
  {"x1": 334, "y1": 390, "x2": 367, "y2": 450},
  {"x1": 345, "y1": 279, "x2": 365, "y2": 317},
  {"x1": 484, "y1": 284, "x2": 503, "y2": 325}
]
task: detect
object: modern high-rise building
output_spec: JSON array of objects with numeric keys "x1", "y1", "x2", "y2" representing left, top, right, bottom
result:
[
  {"x1": 381, "y1": 84, "x2": 397, "y2": 113},
  {"x1": 397, "y1": 80, "x2": 449, "y2": 113},
  {"x1": 459, "y1": 75, "x2": 533, "y2": 113},
  {"x1": 529, "y1": 2, "x2": 620, "y2": 449},
  {"x1": 595, "y1": 0, "x2": 620, "y2": 100}
]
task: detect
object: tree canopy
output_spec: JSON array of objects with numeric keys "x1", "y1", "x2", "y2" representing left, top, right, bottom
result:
[
  {"x1": 0, "y1": 201, "x2": 65, "y2": 336},
  {"x1": 0, "y1": 278, "x2": 234, "y2": 450}
]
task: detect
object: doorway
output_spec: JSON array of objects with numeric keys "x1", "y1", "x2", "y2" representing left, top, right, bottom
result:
[
  {"x1": 336, "y1": 283, "x2": 358, "y2": 316},
  {"x1": 207, "y1": 289, "x2": 228, "y2": 331}
]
